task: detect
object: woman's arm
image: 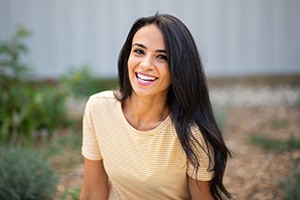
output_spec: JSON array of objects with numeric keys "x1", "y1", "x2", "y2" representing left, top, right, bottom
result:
[
  {"x1": 79, "y1": 158, "x2": 109, "y2": 200},
  {"x1": 189, "y1": 176, "x2": 213, "y2": 200}
]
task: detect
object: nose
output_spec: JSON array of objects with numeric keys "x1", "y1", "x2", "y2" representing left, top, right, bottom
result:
[{"x1": 140, "y1": 55, "x2": 154, "y2": 70}]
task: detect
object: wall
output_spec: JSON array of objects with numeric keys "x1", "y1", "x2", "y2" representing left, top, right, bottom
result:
[{"x1": 1, "y1": 0, "x2": 299, "y2": 78}]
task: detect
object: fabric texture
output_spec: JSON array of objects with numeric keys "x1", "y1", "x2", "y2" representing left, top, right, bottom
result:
[{"x1": 82, "y1": 91, "x2": 213, "y2": 200}]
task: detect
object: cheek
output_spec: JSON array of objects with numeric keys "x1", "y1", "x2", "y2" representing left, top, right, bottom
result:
[
  {"x1": 166, "y1": 75, "x2": 172, "y2": 87},
  {"x1": 162, "y1": 66, "x2": 171, "y2": 83},
  {"x1": 127, "y1": 56, "x2": 136, "y2": 80},
  {"x1": 127, "y1": 55, "x2": 135, "y2": 71}
]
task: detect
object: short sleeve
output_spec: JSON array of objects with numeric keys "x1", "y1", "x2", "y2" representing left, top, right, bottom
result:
[
  {"x1": 187, "y1": 126, "x2": 214, "y2": 181},
  {"x1": 81, "y1": 97, "x2": 102, "y2": 160}
]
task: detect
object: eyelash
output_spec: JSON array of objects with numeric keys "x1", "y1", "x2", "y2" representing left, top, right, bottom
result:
[
  {"x1": 157, "y1": 54, "x2": 168, "y2": 61},
  {"x1": 132, "y1": 48, "x2": 168, "y2": 61},
  {"x1": 133, "y1": 48, "x2": 144, "y2": 55}
]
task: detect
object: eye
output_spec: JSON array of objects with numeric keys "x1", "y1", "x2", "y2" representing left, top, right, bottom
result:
[
  {"x1": 133, "y1": 48, "x2": 144, "y2": 55},
  {"x1": 157, "y1": 54, "x2": 168, "y2": 61}
]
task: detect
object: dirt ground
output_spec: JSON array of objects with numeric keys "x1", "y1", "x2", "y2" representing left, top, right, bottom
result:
[
  {"x1": 56, "y1": 76, "x2": 300, "y2": 200},
  {"x1": 223, "y1": 106, "x2": 300, "y2": 200}
]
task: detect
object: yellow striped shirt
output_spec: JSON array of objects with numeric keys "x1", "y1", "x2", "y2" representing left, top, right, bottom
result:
[{"x1": 82, "y1": 91, "x2": 213, "y2": 199}]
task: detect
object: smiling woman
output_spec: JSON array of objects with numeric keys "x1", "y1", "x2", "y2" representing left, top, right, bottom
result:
[
  {"x1": 127, "y1": 24, "x2": 171, "y2": 99},
  {"x1": 80, "y1": 13, "x2": 232, "y2": 200}
]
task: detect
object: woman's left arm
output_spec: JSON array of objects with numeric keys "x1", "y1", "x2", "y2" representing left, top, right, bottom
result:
[{"x1": 189, "y1": 176, "x2": 213, "y2": 200}]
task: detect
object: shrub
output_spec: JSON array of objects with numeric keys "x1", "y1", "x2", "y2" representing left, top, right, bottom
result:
[
  {"x1": 0, "y1": 145, "x2": 59, "y2": 200},
  {"x1": 61, "y1": 188, "x2": 81, "y2": 200},
  {"x1": 30, "y1": 84, "x2": 69, "y2": 140},
  {"x1": 283, "y1": 169, "x2": 300, "y2": 200},
  {"x1": 0, "y1": 27, "x2": 68, "y2": 145},
  {"x1": 261, "y1": 118, "x2": 289, "y2": 130},
  {"x1": 61, "y1": 65, "x2": 118, "y2": 98},
  {"x1": 250, "y1": 134, "x2": 300, "y2": 153},
  {"x1": 0, "y1": 26, "x2": 30, "y2": 78}
]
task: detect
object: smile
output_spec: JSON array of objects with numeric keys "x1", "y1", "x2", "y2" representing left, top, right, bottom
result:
[{"x1": 136, "y1": 73, "x2": 158, "y2": 82}]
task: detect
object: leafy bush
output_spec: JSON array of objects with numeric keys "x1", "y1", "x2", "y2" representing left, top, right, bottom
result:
[
  {"x1": 250, "y1": 134, "x2": 300, "y2": 153},
  {"x1": 0, "y1": 26, "x2": 30, "y2": 79},
  {"x1": 61, "y1": 65, "x2": 118, "y2": 98},
  {"x1": 0, "y1": 145, "x2": 59, "y2": 200},
  {"x1": 0, "y1": 27, "x2": 68, "y2": 145},
  {"x1": 61, "y1": 188, "x2": 81, "y2": 200},
  {"x1": 30, "y1": 84, "x2": 68, "y2": 139},
  {"x1": 261, "y1": 118, "x2": 289, "y2": 130},
  {"x1": 283, "y1": 169, "x2": 300, "y2": 200},
  {"x1": 40, "y1": 132, "x2": 82, "y2": 164}
]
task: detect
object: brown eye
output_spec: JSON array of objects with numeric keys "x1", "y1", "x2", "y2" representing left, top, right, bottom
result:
[
  {"x1": 157, "y1": 54, "x2": 168, "y2": 61},
  {"x1": 133, "y1": 48, "x2": 144, "y2": 55}
]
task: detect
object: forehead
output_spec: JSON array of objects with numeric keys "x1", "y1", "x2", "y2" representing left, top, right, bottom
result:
[{"x1": 132, "y1": 24, "x2": 166, "y2": 49}]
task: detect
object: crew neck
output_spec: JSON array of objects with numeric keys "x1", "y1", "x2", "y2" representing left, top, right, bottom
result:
[{"x1": 117, "y1": 101, "x2": 171, "y2": 136}]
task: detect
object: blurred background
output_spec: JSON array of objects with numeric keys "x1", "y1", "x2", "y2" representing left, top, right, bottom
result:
[
  {"x1": 0, "y1": 1, "x2": 300, "y2": 200},
  {"x1": 1, "y1": 0, "x2": 300, "y2": 78}
]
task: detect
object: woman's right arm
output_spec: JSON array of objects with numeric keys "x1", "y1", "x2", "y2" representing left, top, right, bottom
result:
[{"x1": 79, "y1": 158, "x2": 109, "y2": 200}]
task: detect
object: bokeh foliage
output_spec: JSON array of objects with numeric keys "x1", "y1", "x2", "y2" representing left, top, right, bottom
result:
[
  {"x1": 0, "y1": 145, "x2": 59, "y2": 200},
  {"x1": 0, "y1": 27, "x2": 68, "y2": 145}
]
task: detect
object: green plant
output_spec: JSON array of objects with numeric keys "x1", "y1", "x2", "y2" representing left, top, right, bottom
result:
[
  {"x1": 31, "y1": 84, "x2": 69, "y2": 139},
  {"x1": 0, "y1": 27, "x2": 69, "y2": 145},
  {"x1": 261, "y1": 118, "x2": 289, "y2": 130},
  {"x1": 250, "y1": 134, "x2": 300, "y2": 153},
  {"x1": 0, "y1": 145, "x2": 59, "y2": 200},
  {"x1": 283, "y1": 169, "x2": 300, "y2": 200},
  {"x1": 41, "y1": 132, "x2": 82, "y2": 159},
  {"x1": 61, "y1": 188, "x2": 81, "y2": 200},
  {"x1": 0, "y1": 26, "x2": 30, "y2": 78},
  {"x1": 0, "y1": 27, "x2": 32, "y2": 143},
  {"x1": 61, "y1": 65, "x2": 118, "y2": 98}
]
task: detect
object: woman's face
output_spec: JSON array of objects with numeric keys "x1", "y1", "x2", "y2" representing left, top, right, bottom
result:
[{"x1": 127, "y1": 24, "x2": 171, "y2": 99}]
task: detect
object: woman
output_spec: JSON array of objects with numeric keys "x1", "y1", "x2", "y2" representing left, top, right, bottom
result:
[{"x1": 80, "y1": 13, "x2": 232, "y2": 200}]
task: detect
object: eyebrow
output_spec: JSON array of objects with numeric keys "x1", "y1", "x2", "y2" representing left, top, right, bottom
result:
[{"x1": 132, "y1": 43, "x2": 167, "y2": 53}]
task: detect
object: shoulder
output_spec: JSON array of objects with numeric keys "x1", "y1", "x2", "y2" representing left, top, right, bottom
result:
[
  {"x1": 85, "y1": 90, "x2": 119, "y2": 113},
  {"x1": 89, "y1": 90, "x2": 116, "y2": 100},
  {"x1": 87, "y1": 90, "x2": 117, "y2": 105},
  {"x1": 190, "y1": 125, "x2": 209, "y2": 149}
]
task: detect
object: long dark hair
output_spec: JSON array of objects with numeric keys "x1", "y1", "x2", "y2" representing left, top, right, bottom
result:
[{"x1": 116, "y1": 13, "x2": 232, "y2": 200}]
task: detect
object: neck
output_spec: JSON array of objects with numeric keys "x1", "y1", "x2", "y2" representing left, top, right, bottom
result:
[{"x1": 122, "y1": 93, "x2": 170, "y2": 131}]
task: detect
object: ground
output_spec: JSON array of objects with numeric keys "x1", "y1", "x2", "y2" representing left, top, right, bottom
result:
[
  {"x1": 223, "y1": 106, "x2": 299, "y2": 199},
  {"x1": 54, "y1": 76, "x2": 300, "y2": 200}
]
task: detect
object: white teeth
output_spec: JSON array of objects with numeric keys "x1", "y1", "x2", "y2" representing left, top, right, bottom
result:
[{"x1": 136, "y1": 73, "x2": 157, "y2": 81}]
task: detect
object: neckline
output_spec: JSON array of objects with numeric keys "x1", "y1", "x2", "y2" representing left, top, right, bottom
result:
[{"x1": 117, "y1": 100, "x2": 171, "y2": 136}]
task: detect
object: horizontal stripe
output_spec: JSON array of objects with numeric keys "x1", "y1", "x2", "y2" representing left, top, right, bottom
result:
[{"x1": 82, "y1": 91, "x2": 213, "y2": 199}]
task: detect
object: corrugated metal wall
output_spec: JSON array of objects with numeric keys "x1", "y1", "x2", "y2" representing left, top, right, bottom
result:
[{"x1": 1, "y1": 0, "x2": 300, "y2": 78}]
